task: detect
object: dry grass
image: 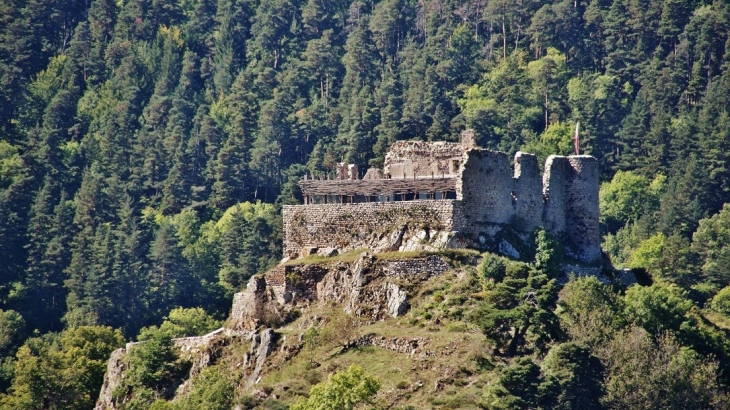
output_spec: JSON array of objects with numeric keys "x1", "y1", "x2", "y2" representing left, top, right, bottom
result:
[
  {"x1": 249, "y1": 266, "x2": 496, "y2": 409},
  {"x1": 283, "y1": 248, "x2": 369, "y2": 266},
  {"x1": 702, "y1": 310, "x2": 730, "y2": 331}
]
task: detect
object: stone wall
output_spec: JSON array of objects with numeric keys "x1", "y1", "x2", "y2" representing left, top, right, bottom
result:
[
  {"x1": 282, "y1": 201, "x2": 458, "y2": 257},
  {"x1": 564, "y1": 156, "x2": 600, "y2": 261},
  {"x1": 456, "y1": 149, "x2": 521, "y2": 227},
  {"x1": 513, "y1": 152, "x2": 544, "y2": 231},
  {"x1": 287, "y1": 146, "x2": 601, "y2": 263},
  {"x1": 381, "y1": 255, "x2": 453, "y2": 279},
  {"x1": 384, "y1": 141, "x2": 465, "y2": 178},
  {"x1": 452, "y1": 149, "x2": 600, "y2": 262},
  {"x1": 453, "y1": 149, "x2": 546, "y2": 234}
]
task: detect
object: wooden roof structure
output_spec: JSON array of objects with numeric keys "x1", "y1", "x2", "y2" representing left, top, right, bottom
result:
[{"x1": 300, "y1": 177, "x2": 456, "y2": 197}]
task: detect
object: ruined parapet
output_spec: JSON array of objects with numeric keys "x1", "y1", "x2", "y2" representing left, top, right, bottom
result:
[
  {"x1": 461, "y1": 129, "x2": 478, "y2": 149},
  {"x1": 348, "y1": 164, "x2": 358, "y2": 180},
  {"x1": 336, "y1": 163, "x2": 348, "y2": 179},
  {"x1": 384, "y1": 140, "x2": 465, "y2": 178},
  {"x1": 363, "y1": 168, "x2": 384, "y2": 180},
  {"x1": 336, "y1": 163, "x2": 358, "y2": 180},
  {"x1": 513, "y1": 152, "x2": 543, "y2": 231}
]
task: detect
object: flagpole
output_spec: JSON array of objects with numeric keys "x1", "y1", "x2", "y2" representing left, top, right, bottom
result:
[{"x1": 574, "y1": 122, "x2": 580, "y2": 155}]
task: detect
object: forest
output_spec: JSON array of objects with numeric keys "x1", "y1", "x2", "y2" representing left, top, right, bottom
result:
[{"x1": 2, "y1": 0, "x2": 730, "y2": 407}]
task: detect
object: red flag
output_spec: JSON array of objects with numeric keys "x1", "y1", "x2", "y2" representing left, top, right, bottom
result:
[{"x1": 574, "y1": 122, "x2": 580, "y2": 155}]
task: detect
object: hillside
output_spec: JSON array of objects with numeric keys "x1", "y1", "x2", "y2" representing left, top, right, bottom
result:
[
  {"x1": 94, "y1": 245, "x2": 730, "y2": 409},
  {"x1": 3, "y1": 0, "x2": 730, "y2": 407}
]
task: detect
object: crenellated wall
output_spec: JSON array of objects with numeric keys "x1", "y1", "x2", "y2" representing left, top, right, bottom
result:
[{"x1": 285, "y1": 145, "x2": 601, "y2": 263}]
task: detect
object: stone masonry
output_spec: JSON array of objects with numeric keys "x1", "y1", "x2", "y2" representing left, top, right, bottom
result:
[{"x1": 284, "y1": 133, "x2": 601, "y2": 263}]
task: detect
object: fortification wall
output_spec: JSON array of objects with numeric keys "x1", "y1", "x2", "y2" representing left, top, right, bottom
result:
[
  {"x1": 454, "y1": 149, "x2": 545, "y2": 232},
  {"x1": 542, "y1": 156, "x2": 570, "y2": 234},
  {"x1": 565, "y1": 156, "x2": 600, "y2": 261},
  {"x1": 288, "y1": 148, "x2": 600, "y2": 263},
  {"x1": 282, "y1": 201, "x2": 458, "y2": 257},
  {"x1": 451, "y1": 149, "x2": 599, "y2": 261},
  {"x1": 542, "y1": 155, "x2": 601, "y2": 261},
  {"x1": 456, "y1": 150, "x2": 515, "y2": 226},
  {"x1": 384, "y1": 141, "x2": 464, "y2": 177},
  {"x1": 513, "y1": 152, "x2": 544, "y2": 231}
]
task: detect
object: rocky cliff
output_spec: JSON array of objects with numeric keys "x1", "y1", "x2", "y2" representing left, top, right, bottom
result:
[{"x1": 94, "y1": 251, "x2": 463, "y2": 409}]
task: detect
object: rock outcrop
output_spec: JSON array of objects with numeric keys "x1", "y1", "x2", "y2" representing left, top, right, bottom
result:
[
  {"x1": 96, "y1": 252, "x2": 455, "y2": 408},
  {"x1": 229, "y1": 253, "x2": 454, "y2": 331}
]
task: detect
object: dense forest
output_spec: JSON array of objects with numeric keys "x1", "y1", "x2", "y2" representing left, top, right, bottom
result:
[{"x1": 3, "y1": 0, "x2": 730, "y2": 407}]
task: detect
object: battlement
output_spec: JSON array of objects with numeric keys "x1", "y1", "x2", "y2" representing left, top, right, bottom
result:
[{"x1": 285, "y1": 132, "x2": 600, "y2": 262}]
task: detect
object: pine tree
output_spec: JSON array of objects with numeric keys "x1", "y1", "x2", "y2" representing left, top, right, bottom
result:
[{"x1": 147, "y1": 221, "x2": 191, "y2": 322}]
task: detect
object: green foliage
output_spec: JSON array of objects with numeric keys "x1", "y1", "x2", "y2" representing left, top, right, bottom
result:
[
  {"x1": 137, "y1": 307, "x2": 222, "y2": 340},
  {"x1": 290, "y1": 365, "x2": 379, "y2": 410},
  {"x1": 598, "y1": 327, "x2": 726, "y2": 409},
  {"x1": 693, "y1": 204, "x2": 730, "y2": 289},
  {"x1": 0, "y1": 326, "x2": 124, "y2": 410},
  {"x1": 0, "y1": 310, "x2": 25, "y2": 356},
  {"x1": 0, "y1": 142, "x2": 25, "y2": 190},
  {"x1": 624, "y1": 283, "x2": 693, "y2": 335},
  {"x1": 541, "y1": 343, "x2": 603, "y2": 409},
  {"x1": 118, "y1": 329, "x2": 190, "y2": 408},
  {"x1": 557, "y1": 276, "x2": 625, "y2": 347},
  {"x1": 521, "y1": 121, "x2": 573, "y2": 165},
  {"x1": 533, "y1": 229, "x2": 561, "y2": 277},
  {"x1": 170, "y1": 366, "x2": 235, "y2": 410},
  {"x1": 478, "y1": 253, "x2": 507, "y2": 285},
  {"x1": 710, "y1": 286, "x2": 730, "y2": 317},
  {"x1": 213, "y1": 201, "x2": 281, "y2": 290},
  {"x1": 599, "y1": 171, "x2": 662, "y2": 232},
  {"x1": 628, "y1": 233, "x2": 665, "y2": 271},
  {"x1": 472, "y1": 251, "x2": 561, "y2": 356},
  {"x1": 483, "y1": 357, "x2": 556, "y2": 409}
]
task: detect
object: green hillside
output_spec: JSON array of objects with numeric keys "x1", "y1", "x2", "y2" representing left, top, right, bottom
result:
[{"x1": 2, "y1": 0, "x2": 730, "y2": 407}]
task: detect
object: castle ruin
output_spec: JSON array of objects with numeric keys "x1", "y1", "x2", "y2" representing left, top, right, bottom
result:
[{"x1": 283, "y1": 131, "x2": 600, "y2": 263}]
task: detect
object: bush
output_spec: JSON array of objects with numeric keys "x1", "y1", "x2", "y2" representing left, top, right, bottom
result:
[
  {"x1": 290, "y1": 365, "x2": 379, "y2": 410},
  {"x1": 711, "y1": 285, "x2": 730, "y2": 317},
  {"x1": 479, "y1": 253, "x2": 506, "y2": 283},
  {"x1": 138, "y1": 307, "x2": 222, "y2": 340}
]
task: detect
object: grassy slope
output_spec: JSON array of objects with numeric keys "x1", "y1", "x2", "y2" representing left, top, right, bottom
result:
[
  {"x1": 187, "y1": 253, "x2": 500, "y2": 409},
  {"x1": 258, "y1": 266, "x2": 496, "y2": 409}
]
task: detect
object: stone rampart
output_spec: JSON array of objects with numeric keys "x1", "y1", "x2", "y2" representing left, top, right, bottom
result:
[
  {"x1": 288, "y1": 146, "x2": 601, "y2": 263},
  {"x1": 384, "y1": 141, "x2": 464, "y2": 177},
  {"x1": 564, "y1": 156, "x2": 600, "y2": 261},
  {"x1": 282, "y1": 201, "x2": 458, "y2": 257},
  {"x1": 456, "y1": 149, "x2": 521, "y2": 227}
]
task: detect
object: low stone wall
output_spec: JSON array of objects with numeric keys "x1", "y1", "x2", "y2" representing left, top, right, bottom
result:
[
  {"x1": 381, "y1": 255, "x2": 452, "y2": 279},
  {"x1": 282, "y1": 200, "x2": 458, "y2": 257},
  {"x1": 354, "y1": 334, "x2": 429, "y2": 355}
]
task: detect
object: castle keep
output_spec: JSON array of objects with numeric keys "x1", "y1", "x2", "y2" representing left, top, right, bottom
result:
[{"x1": 283, "y1": 131, "x2": 600, "y2": 263}]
